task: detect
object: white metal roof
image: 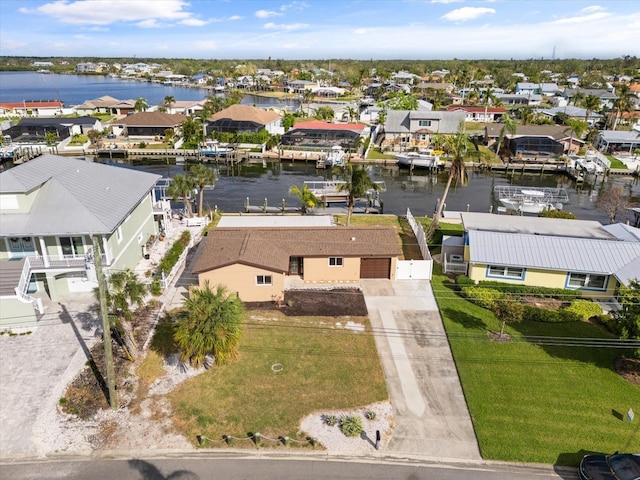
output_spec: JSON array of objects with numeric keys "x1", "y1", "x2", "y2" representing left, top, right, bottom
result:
[
  {"x1": 468, "y1": 230, "x2": 640, "y2": 280},
  {"x1": 0, "y1": 155, "x2": 161, "y2": 235},
  {"x1": 461, "y1": 212, "x2": 613, "y2": 239},
  {"x1": 217, "y1": 214, "x2": 333, "y2": 228}
]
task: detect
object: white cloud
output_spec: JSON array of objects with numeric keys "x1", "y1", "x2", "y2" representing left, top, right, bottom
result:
[
  {"x1": 180, "y1": 18, "x2": 207, "y2": 26},
  {"x1": 255, "y1": 9, "x2": 281, "y2": 18},
  {"x1": 552, "y1": 11, "x2": 611, "y2": 25},
  {"x1": 279, "y1": 1, "x2": 310, "y2": 12},
  {"x1": 137, "y1": 19, "x2": 162, "y2": 28},
  {"x1": 20, "y1": 0, "x2": 193, "y2": 26},
  {"x1": 582, "y1": 5, "x2": 605, "y2": 13},
  {"x1": 229, "y1": 15, "x2": 243, "y2": 21},
  {"x1": 263, "y1": 22, "x2": 308, "y2": 31},
  {"x1": 441, "y1": 7, "x2": 495, "y2": 22},
  {"x1": 73, "y1": 34, "x2": 90, "y2": 39},
  {"x1": 353, "y1": 28, "x2": 369, "y2": 35},
  {"x1": 431, "y1": 0, "x2": 464, "y2": 3},
  {"x1": 0, "y1": 39, "x2": 27, "y2": 50}
]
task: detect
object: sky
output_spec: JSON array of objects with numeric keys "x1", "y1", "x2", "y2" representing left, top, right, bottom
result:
[{"x1": 1, "y1": 0, "x2": 639, "y2": 60}]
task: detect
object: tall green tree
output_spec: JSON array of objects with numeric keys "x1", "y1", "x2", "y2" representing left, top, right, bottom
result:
[
  {"x1": 174, "y1": 282, "x2": 244, "y2": 368},
  {"x1": 189, "y1": 164, "x2": 217, "y2": 217},
  {"x1": 581, "y1": 94, "x2": 601, "y2": 125},
  {"x1": 180, "y1": 117, "x2": 204, "y2": 146},
  {"x1": 167, "y1": 173, "x2": 196, "y2": 217},
  {"x1": 611, "y1": 280, "x2": 640, "y2": 358},
  {"x1": 334, "y1": 162, "x2": 380, "y2": 226},
  {"x1": 495, "y1": 115, "x2": 517, "y2": 157},
  {"x1": 289, "y1": 184, "x2": 319, "y2": 215},
  {"x1": 134, "y1": 97, "x2": 148, "y2": 112},
  {"x1": 433, "y1": 123, "x2": 469, "y2": 227},
  {"x1": 95, "y1": 268, "x2": 147, "y2": 360},
  {"x1": 163, "y1": 95, "x2": 175, "y2": 112}
]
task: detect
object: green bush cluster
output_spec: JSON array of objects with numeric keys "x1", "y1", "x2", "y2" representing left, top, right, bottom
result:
[
  {"x1": 523, "y1": 306, "x2": 582, "y2": 323},
  {"x1": 475, "y1": 280, "x2": 580, "y2": 299},
  {"x1": 455, "y1": 275, "x2": 475, "y2": 286},
  {"x1": 563, "y1": 299, "x2": 603, "y2": 321},
  {"x1": 340, "y1": 416, "x2": 364, "y2": 437},
  {"x1": 461, "y1": 286, "x2": 504, "y2": 309},
  {"x1": 158, "y1": 230, "x2": 191, "y2": 275}
]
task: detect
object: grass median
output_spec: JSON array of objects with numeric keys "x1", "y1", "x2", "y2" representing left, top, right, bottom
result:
[
  {"x1": 159, "y1": 311, "x2": 388, "y2": 447},
  {"x1": 431, "y1": 268, "x2": 639, "y2": 465}
]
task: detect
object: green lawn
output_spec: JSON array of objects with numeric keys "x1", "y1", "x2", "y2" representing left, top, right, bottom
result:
[
  {"x1": 431, "y1": 270, "x2": 639, "y2": 465},
  {"x1": 606, "y1": 154, "x2": 627, "y2": 169},
  {"x1": 165, "y1": 312, "x2": 388, "y2": 447}
]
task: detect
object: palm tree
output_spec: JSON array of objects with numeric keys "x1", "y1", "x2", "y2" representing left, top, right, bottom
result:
[
  {"x1": 610, "y1": 84, "x2": 634, "y2": 130},
  {"x1": 345, "y1": 106, "x2": 359, "y2": 123},
  {"x1": 571, "y1": 91, "x2": 585, "y2": 107},
  {"x1": 433, "y1": 123, "x2": 469, "y2": 228},
  {"x1": 163, "y1": 95, "x2": 175, "y2": 113},
  {"x1": 334, "y1": 162, "x2": 380, "y2": 226},
  {"x1": 174, "y1": 282, "x2": 244, "y2": 368},
  {"x1": 302, "y1": 89, "x2": 314, "y2": 116},
  {"x1": 482, "y1": 87, "x2": 498, "y2": 122},
  {"x1": 519, "y1": 106, "x2": 534, "y2": 125},
  {"x1": 494, "y1": 115, "x2": 517, "y2": 158},
  {"x1": 134, "y1": 97, "x2": 148, "y2": 112},
  {"x1": 189, "y1": 164, "x2": 217, "y2": 217},
  {"x1": 582, "y1": 94, "x2": 601, "y2": 125},
  {"x1": 289, "y1": 184, "x2": 319, "y2": 215},
  {"x1": 95, "y1": 268, "x2": 146, "y2": 360},
  {"x1": 167, "y1": 174, "x2": 196, "y2": 217}
]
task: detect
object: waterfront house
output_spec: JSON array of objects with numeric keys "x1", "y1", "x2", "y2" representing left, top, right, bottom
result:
[
  {"x1": 594, "y1": 130, "x2": 640, "y2": 155},
  {"x1": 382, "y1": 110, "x2": 465, "y2": 151},
  {"x1": 280, "y1": 120, "x2": 368, "y2": 150},
  {"x1": 0, "y1": 100, "x2": 64, "y2": 118},
  {"x1": 0, "y1": 155, "x2": 163, "y2": 331},
  {"x1": 74, "y1": 95, "x2": 136, "y2": 116},
  {"x1": 109, "y1": 112, "x2": 187, "y2": 138},
  {"x1": 443, "y1": 213, "x2": 640, "y2": 300},
  {"x1": 484, "y1": 124, "x2": 581, "y2": 156},
  {"x1": 3, "y1": 116, "x2": 102, "y2": 144},
  {"x1": 205, "y1": 104, "x2": 282, "y2": 136},
  {"x1": 192, "y1": 226, "x2": 402, "y2": 302}
]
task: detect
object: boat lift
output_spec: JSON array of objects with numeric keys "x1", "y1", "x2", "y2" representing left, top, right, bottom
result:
[
  {"x1": 494, "y1": 185, "x2": 569, "y2": 204},
  {"x1": 304, "y1": 180, "x2": 386, "y2": 204}
]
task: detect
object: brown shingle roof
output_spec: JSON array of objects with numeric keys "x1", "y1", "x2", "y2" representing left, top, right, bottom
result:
[
  {"x1": 209, "y1": 104, "x2": 281, "y2": 125},
  {"x1": 113, "y1": 112, "x2": 187, "y2": 127},
  {"x1": 192, "y1": 226, "x2": 402, "y2": 274}
]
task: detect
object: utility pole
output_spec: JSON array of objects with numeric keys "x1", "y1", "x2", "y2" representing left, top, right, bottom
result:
[{"x1": 93, "y1": 236, "x2": 118, "y2": 410}]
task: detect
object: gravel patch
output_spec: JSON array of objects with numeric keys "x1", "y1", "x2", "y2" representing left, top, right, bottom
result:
[{"x1": 300, "y1": 402, "x2": 394, "y2": 454}]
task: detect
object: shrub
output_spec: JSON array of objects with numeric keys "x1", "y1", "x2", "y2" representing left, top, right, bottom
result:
[
  {"x1": 139, "y1": 141, "x2": 147, "y2": 148},
  {"x1": 492, "y1": 297, "x2": 524, "y2": 324},
  {"x1": 563, "y1": 299, "x2": 603, "y2": 321},
  {"x1": 523, "y1": 306, "x2": 563, "y2": 323},
  {"x1": 476, "y1": 281, "x2": 580, "y2": 300},
  {"x1": 557, "y1": 309, "x2": 583, "y2": 323},
  {"x1": 364, "y1": 410, "x2": 377, "y2": 420},
  {"x1": 340, "y1": 416, "x2": 364, "y2": 437},
  {"x1": 323, "y1": 414, "x2": 338, "y2": 426},
  {"x1": 158, "y1": 230, "x2": 191, "y2": 274},
  {"x1": 455, "y1": 275, "x2": 475, "y2": 286},
  {"x1": 150, "y1": 277, "x2": 163, "y2": 296},
  {"x1": 461, "y1": 286, "x2": 504, "y2": 310}
]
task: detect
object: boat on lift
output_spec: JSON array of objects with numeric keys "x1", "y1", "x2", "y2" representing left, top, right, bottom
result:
[{"x1": 396, "y1": 148, "x2": 444, "y2": 169}]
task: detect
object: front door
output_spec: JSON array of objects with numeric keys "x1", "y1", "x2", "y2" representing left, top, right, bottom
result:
[
  {"x1": 7, "y1": 236, "x2": 36, "y2": 258},
  {"x1": 289, "y1": 257, "x2": 304, "y2": 276},
  {"x1": 60, "y1": 236, "x2": 85, "y2": 257}
]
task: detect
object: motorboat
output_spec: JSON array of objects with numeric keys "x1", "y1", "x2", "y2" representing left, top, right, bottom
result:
[
  {"x1": 324, "y1": 145, "x2": 345, "y2": 168},
  {"x1": 396, "y1": 149, "x2": 444, "y2": 169},
  {"x1": 499, "y1": 189, "x2": 560, "y2": 214},
  {"x1": 199, "y1": 140, "x2": 233, "y2": 157}
]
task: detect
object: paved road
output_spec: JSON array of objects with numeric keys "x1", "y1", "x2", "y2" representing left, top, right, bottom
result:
[
  {"x1": 0, "y1": 454, "x2": 577, "y2": 480},
  {"x1": 361, "y1": 279, "x2": 481, "y2": 461}
]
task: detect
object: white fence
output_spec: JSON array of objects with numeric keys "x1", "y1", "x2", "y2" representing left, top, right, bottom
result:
[{"x1": 395, "y1": 209, "x2": 433, "y2": 280}]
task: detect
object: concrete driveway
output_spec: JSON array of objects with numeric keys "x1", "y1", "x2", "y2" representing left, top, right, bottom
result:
[
  {"x1": 361, "y1": 279, "x2": 481, "y2": 461},
  {"x1": 0, "y1": 294, "x2": 99, "y2": 457}
]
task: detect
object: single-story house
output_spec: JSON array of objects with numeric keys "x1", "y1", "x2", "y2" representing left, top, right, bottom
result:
[
  {"x1": 192, "y1": 226, "x2": 402, "y2": 302},
  {"x1": 484, "y1": 124, "x2": 581, "y2": 156},
  {"x1": 495, "y1": 94, "x2": 539, "y2": 106},
  {"x1": 446, "y1": 105, "x2": 507, "y2": 123},
  {"x1": 205, "y1": 104, "x2": 282, "y2": 136},
  {"x1": 594, "y1": 130, "x2": 640, "y2": 154},
  {"x1": 382, "y1": 110, "x2": 465, "y2": 151},
  {"x1": 74, "y1": 95, "x2": 135, "y2": 116},
  {"x1": 110, "y1": 112, "x2": 187, "y2": 138},
  {"x1": 563, "y1": 88, "x2": 618, "y2": 109},
  {"x1": 443, "y1": 212, "x2": 640, "y2": 300},
  {"x1": 0, "y1": 155, "x2": 164, "y2": 331},
  {"x1": 280, "y1": 120, "x2": 368, "y2": 150},
  {"x1": 2, "y1": 116, "x2": 102, "y2": 143},
  {"x1": 161, "y1": 100, "x2": 207, "y2": 116},
  {"x1": 0, "y1": 101, "x2": 64, "y2": 117},
  {"x1": 536, "y1": 106, "x2": 603, "y2": 126}
]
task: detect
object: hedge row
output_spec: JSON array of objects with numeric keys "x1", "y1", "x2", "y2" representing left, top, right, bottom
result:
[
  {"x1": 158, "y1": 230, "x2": 191, "y2": 275},
  {"x1": 456, "y1": 276, "x2": 580, "y2": 299}
]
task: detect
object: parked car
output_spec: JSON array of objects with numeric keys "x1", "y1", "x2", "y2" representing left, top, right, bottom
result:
[
  {"x1": 579, "y1": 453, "x2": 640, "y2": 480},
  {"x1": 107, "y1": 133, "x2": 116, "y2": 139}
]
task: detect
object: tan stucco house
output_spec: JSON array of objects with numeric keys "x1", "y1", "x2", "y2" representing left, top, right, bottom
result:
[{"x1": 192, "y1": 226, "x2": 402, "y2": 302}]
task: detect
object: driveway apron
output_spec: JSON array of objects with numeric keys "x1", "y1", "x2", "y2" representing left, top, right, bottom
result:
[{"x1": 361, "y1": 279, "x2": 481, "y2": 460}]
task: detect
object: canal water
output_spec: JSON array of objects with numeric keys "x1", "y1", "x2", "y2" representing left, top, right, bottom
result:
[{"x1": 115, "y1": 157, "x2": 639, "y2": 224}]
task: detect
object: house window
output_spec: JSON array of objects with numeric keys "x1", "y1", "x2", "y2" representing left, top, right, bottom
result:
[
  {"x1": 419, "y1": 134, "x2": 429, "y2": 141},
  {"x1": 256, "y1": 275, "x2": 272, "y2": 286},
  {"x1": 418, "y1": 120, "x2": 432, "y2": 127},
  {"x1": 329, "y1": 257, "x2": 344, "y2": 267},
  {"x1": 487, "y1": 265, "x2": 525, "y2": 280},
  {"x1": 60, "y1": 236, "x2": 85, "y2": 256},
  {"x1": 567, "y1": 273, "x2": 606, "y2": 290}
]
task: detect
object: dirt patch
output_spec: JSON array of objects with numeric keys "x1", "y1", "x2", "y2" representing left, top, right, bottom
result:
[
  {"x1": 245, "y1": 289, "x2": 368, "y2": 317},
  {"x1": 614, "y1": 357, "x2": 640, "y2": 385},
  {"x1": 519, "y1": 296, "x2": 567, "y2": 310},
  {"x1": 488, "y1": 331, "x2": 512, "y2": 342}
]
